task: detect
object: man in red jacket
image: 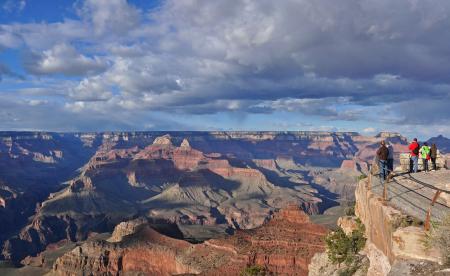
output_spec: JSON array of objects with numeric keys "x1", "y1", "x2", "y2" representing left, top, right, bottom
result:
[{"x1": 409, "y1": 138, "x2": 420, "y2": 173}]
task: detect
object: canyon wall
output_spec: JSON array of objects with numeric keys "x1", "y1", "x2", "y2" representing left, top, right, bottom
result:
[{"x1": 51, "y1": 205, "x2": 327, "y2": 276}]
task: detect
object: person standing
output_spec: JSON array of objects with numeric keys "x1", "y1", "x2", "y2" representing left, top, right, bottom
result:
[
  {"x1": 387, "y1": 143, "x2": 394, "y2": 173},
  {"x1": 420, "y1": 142, "x2": 430, "y2": 172},
  {"x1": 377, "y1": 140, "x2": 389, "y2": 182},
  {"x1": 409, "y1": 138, "x2": 420, "y2": 173},
  {"x1": 430, "y1": 143, "x2": 438, "y2": 171}
]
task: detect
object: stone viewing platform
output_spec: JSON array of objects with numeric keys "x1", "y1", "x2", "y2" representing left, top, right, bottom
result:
[
  {"x1": 357, "y1": 164, "x2": 450, "y2": 266},
  {"x1": 309, "y1": 167, "x2": 450, "y2": 275},
  {"x1": 370, "y1": 170, "x2": 450, "y2": 223}
]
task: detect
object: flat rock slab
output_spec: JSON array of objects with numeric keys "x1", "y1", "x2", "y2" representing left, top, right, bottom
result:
[{"x1": 372, "y1": 170, "x2": 450, "y2": 223}]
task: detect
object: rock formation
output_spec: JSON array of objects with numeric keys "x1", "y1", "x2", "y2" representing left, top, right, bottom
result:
[
  {"x1": 51, "y1": 205, "x2": 327, "y2": 276},
  {"x1": 309, "y1": 168, "x2": 450, "y2": 275}
]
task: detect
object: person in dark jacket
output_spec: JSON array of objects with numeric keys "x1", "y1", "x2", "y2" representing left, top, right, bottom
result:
[
  {"x1": 430, "y1": 143, "x2": 438, "y2": 171},
  {"x1": 377, "y1": 140, "x2": 389, "y2": 183},
  {"x1": 387, "y1": 143, "x2": 394, "y2": 173}
]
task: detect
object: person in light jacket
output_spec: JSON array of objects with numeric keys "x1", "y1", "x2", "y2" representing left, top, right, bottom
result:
[{"x1": 420, "y1": 142, "x2": 430, "y2": 172}]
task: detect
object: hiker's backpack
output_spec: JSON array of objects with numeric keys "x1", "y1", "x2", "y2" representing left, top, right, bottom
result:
[{"x1": 413, "y1": 143, "x2": 420, "y2": 155}]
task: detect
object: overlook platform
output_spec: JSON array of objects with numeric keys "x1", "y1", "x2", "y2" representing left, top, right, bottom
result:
[{"x1": 371, "y1": 169, "x2": 450, "y2": 224}]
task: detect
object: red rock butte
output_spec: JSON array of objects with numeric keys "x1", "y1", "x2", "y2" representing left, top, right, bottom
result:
[{"x1": 52, "y1": 205, "x2": 328, "y2": 276}]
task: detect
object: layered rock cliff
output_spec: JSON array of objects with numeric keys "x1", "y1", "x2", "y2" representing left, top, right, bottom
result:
[{"x1": 51, "y1": 205, "x2": 327, "y2": 276}]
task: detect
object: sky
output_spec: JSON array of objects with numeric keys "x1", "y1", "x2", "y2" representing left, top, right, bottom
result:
[{"x1": 0, "y1": 0, "x2": 450, "y2": 139}]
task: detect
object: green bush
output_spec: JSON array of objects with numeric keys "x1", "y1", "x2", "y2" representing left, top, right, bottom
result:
[
  {"x1": 394, "y1": 215, "x2": 423, "y2": 229},
  {"x1": 356, "y1": 174, "x2": 367, "y2": 181},
  {"x1": 337, "y1": 255, "x2": 368, "y2": 276},
  {"x1": 325, "y1": 218, "x2": 366, "y2": 268},
  {"x1": 344, "y1": 205, "x2": 355, "y2": 216},
  {"x1": 240, "y1": 265, "x2": 266, "y2": 276}
]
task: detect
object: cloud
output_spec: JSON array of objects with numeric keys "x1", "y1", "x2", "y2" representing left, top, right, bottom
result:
[
  {"x1": 1, "y1": 0, "x2": 450, "y2": 135},
  {"x1": 362, "y1": 127, "x2": 376, "y2": 134},
  {"x1": 24, "y1": 43, "x2": 108, "y2": 76},
  {"x1": 0, "y1": 27, "x2": 23, "y2": 48},
  {"x1": 2, "y1": 0, "x2": 26, "y2": 13},
  {"x1": 77, "y1": 0, "x2": 141, "y2": 35},
  {"x1": 0, "y1": 95, "x2": 188, "y2": 132},
  {"x1": 68, "y1": 76, "x2": 113, "y2": 101}
]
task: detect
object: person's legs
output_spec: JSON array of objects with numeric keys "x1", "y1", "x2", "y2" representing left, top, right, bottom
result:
[
  {"x1": 379, "y1": 160, "x2": 387, "y2": 182},
  {"x1": 412, "y1": 156, "x2": 418, "y2": 173},
  {"x1": 423, "y1": 159, "x2": 428, "y2": 172},
  {"x1": 431, "y1": 157, "x2": 437, "y2": 170},
  {"x1": 388, "y1": 158, "x2": 394, "y2": 172},
  {"x1": 410, "y1": 158, "x2": 413, "y2": 173},
  {"x1": 379, "y1": 160, "x2": 383, "y2": 183}
]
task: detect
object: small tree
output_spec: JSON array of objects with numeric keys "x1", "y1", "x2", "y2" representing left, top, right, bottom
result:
[
  {"x1": 325, "y1": 227, "x2": 351, "y2": 265},
  {"x1": 325, "y1": 219, "x2": 366, "y2": 267},
  {"x1": 240, "y1": 265, "x2": 266, "y2": 276}
]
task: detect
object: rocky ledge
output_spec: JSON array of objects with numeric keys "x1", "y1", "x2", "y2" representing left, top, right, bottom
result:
[{"x1": 309, "y1": 169, "x2": 450, "y2": 276}]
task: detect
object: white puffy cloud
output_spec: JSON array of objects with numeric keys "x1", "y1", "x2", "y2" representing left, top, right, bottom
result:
[
  {"x1": 69, "y1": 76, "x2": 112, "y2": 101},
  {"x1": 25, "y1": 43, "x2": 108, "y2": 76},
  {"x1": 78, "y1": 0, "x2": 141, "y2": 35}
]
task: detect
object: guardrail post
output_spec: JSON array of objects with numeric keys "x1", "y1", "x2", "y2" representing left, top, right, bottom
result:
[
  {"x1": 382, "y1": 172, "x2": 394, "y2": 201},
  {"x1": 424, "y1": 190, "x2": 442, "y2": 231}
]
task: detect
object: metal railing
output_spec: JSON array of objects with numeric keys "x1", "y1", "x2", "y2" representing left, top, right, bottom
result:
[{"x1": 368, "y1": 163, "x2": 450, "y2": 231}]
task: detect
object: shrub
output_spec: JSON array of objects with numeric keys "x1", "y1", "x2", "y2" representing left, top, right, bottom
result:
[
  {"x1": 342, "y1": 201, "x2": 356, "y2": 216},
  {"x1": 356, "y1": 174, "x2": 367, "y2": 181},
  {"x1": 338, "y1": 255, "x2": 368, "y2": 276},
  {"x1": 394, "y1": 215, "x2": 423, "y2": 229},
  {"x1": 240, "y1": 265, "x2": 266, "y2": 276},
  {"x1": 325, "y1": 218, "x2": 366, "y2": 268},
  {"x1": 345, "y1": 205, "x2": 355, "y2": 216}
]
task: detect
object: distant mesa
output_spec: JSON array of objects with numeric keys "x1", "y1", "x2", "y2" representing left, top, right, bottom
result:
[
  {"x1": 339, "y1": 159, "x2": 358, "y2": 172},
  {"x1": 375, "y1": 132, "x2": 403, "y2": 138},
  {"x1": 180, "y1": 138, "x2": 191, "y2": 149},
  {"x1": 152, "y1": 134, "x2": 173, "y2": 146}
]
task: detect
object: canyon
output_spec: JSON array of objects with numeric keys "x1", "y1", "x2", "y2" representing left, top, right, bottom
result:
[
  {"x1": 49, "y1": 205, "x2": 327, "y2": 276},
  {"x1": 0, "y1": 131, "x2": 447, "y2": 275}
]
